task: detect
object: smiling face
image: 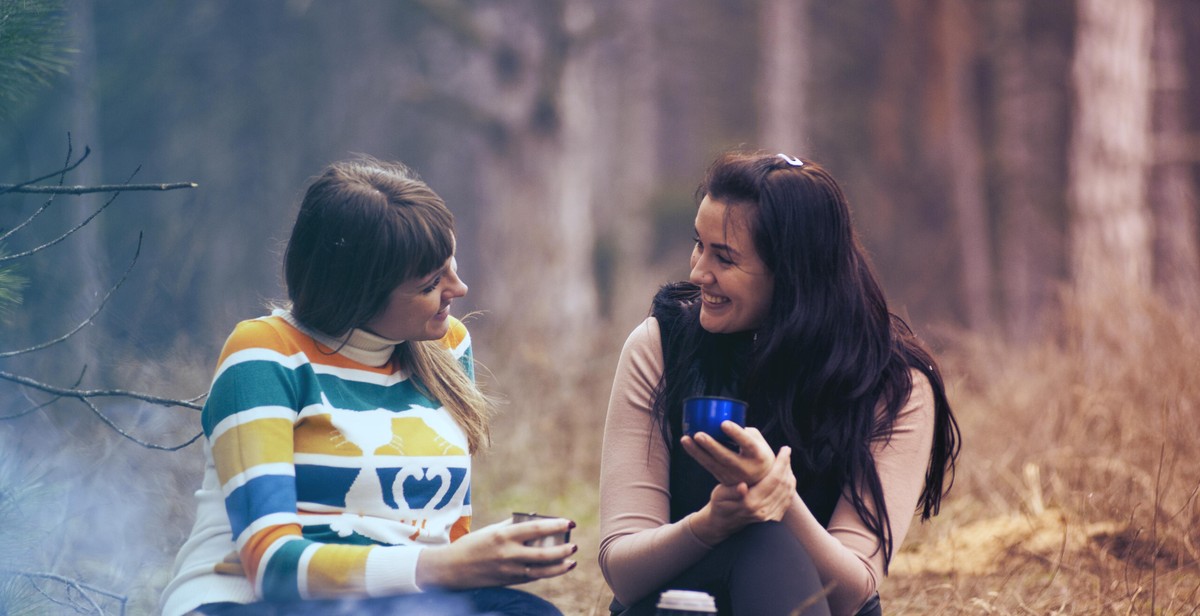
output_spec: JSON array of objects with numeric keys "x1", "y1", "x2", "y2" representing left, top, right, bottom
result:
[
  {"x1": 689, "y1": 196, "x2": 774, "y2": 334},
  {"x1": 363, "y1": 253, "x2": 468, "y2": 341}
]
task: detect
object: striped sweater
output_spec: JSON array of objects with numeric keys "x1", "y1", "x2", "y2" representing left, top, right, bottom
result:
[{"x1": 161, "y1": 312, "x2": 475, "y2": 616}]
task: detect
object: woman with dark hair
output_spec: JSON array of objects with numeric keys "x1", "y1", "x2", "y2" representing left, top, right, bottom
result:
[
  {"x1": 598, "y1": 151, "x2": 960, "y2": 616},
  {"x1": 162, "y1": 159, "x2": 574, "y2": 616}
]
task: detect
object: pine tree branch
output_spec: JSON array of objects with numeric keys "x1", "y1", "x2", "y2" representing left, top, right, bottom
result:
[{"x1": 0, "y1": 181, "x2": 199, "y2": 194}]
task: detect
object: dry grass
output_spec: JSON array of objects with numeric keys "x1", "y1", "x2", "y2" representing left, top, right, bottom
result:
[{"x1": 472, "y1": 293, "x2": 1200, "y2": 615}]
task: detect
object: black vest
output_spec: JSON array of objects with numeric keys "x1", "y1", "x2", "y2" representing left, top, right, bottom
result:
[{"x1": 651, "y1": 283, "x2": 843, "y2": 527}]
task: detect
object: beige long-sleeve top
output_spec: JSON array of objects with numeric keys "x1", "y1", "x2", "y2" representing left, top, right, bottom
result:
[{"x1": 598, "y1": 318, "x2": 936, "y2": 615}]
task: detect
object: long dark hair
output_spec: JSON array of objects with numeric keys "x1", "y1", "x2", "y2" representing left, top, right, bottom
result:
[{"x1": 652, "y1": 151, "x2": 960, "y2": 571}]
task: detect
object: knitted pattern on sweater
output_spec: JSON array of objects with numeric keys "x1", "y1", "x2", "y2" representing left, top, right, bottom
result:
[{"x1": 161, "y1": 313, "x2": 474, "y2": 615}]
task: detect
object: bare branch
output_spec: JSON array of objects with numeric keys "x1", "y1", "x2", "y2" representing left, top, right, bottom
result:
[
  {"x1": 0, "y1": 143, "x2": 90, "y2": 197},
  {"x1": 77, "y1": 396, "x2": 203, "y2": 451},
  {"x1": 0, "y1": 181, "x2": 198, "y2": 194},
  {"x1": 0, "y1": 186, "x2": 124, "y2": 262},
  {"x1": 0, "y1": 367, "x2": 85, "y2": 420},
  {"x1": 1, "y1": 570, "x2": 126, "y2": 615},
  {"x1": 0, "y1": 233, "x2": 142, "y2": 358},
  {"x1": 0, "y1": 135, "x2": 77, "y2": 242},
  {"x1": 0, "y1": 193, "x2": 55, "y2": 243},
  {"x1": 0, "y1": 369, "x2": 204, "y2": 410},
  {"x1": 0, "y1": 395, "x2": 56, "y2": 420},
  {"x1": 0, "y1": 165, "x2": 148, "y2": 263}
]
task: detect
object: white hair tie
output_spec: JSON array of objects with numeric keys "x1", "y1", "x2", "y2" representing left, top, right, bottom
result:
[{"x1": 777, "y1": 153, "x2": 804, "y2": 167}]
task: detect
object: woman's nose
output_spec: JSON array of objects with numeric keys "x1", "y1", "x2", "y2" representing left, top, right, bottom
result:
[
  {"x1": 447, "y1": 272, "x2": 468, "y2": 299},
  {"x1": 689, "y1": 259, "x2": 714, "y2": 286}
]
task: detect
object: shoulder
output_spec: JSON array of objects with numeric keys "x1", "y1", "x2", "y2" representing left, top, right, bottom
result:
[
  {"x1": 622, "y1": 317, "x2": 662, "y2": 357},
  {"x1": 218, "y1": 315, "x2": 300, "y2": 359},
  {"x1": 614, "y1": 317, "x2": 665, "y2": 385},
  {"x1": 894, "y1": 368, "x2": 936, "y2": 428}
]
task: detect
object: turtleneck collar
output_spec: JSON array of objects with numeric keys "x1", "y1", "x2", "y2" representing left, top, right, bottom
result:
[{"x1": 275, "y1": 308, "x2": 404, "y2": 368}]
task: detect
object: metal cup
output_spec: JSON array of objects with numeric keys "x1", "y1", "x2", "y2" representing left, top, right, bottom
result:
[
  {"x1": 656, "y1": 589, "x2": 717, "y2": 615},
  {"x1": 512, "y1": 512, "x2": 571, "y2": 547},
  {"x1": 682, "y1": 396, "x2": 747, "y2": 447}
]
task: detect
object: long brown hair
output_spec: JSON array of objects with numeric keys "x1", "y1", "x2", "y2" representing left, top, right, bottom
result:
[{"x1": 284, "y1": 158, "x2": 491, "y2": 451}]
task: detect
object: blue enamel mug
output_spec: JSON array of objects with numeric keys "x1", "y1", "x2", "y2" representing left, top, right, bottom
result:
[{"x1": 682, "y1": 396, "x2": 747, "y2": 447}]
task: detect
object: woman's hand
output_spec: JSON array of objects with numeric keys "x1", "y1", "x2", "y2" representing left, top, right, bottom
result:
[
  {"x1": 689, "y1": 446, "x2": 795, "y2": 545},
  {"x1": 681, "y1": 422, "x2": 775, "y2": 486},
  {"x1": 415, "y1": 517, "x2": 577, "y2": 589}
]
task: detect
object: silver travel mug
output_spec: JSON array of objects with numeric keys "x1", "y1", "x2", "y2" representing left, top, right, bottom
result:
[
  {"x1": 512, "y1": 512, "x2": 571, "y2": 547},
  {"x1": 656, "y1": 589, "x2": 717, "y2": 615}
]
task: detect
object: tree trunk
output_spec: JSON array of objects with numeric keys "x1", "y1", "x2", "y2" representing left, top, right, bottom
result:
[
  {"x1": 935, "y1": 0, "x2": 995, "y2": 333},
  {"x1": 594, "y1": 0, "x2": 662, "y2": 326},
  {"x1": 1149, "y1": 0, "x2": 1200, "y2": 311},
  {"x1": 757, "y1": 0, "x2": 809, "y2": 153},
  {"x1": 469, "y1": 0, "x2": 599, "y2": 361},
  {"x1": 1067, "y1": 0, "x2": 1155, "y2": 349},
  {"x1": 991, "y1": 0, "x2": 1069, "y2": 342},
  {"x1": 65, "y1": 0, "x2": 104, "y2": 371}
]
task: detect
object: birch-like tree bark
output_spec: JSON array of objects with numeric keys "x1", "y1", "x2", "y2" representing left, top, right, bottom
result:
[
  {"x1": 1067, "y1": 0, "x2": 1154, "y2": 331},
  {"x1": 1149, "y1": 0, "x2": 1200, "y2": 311}
]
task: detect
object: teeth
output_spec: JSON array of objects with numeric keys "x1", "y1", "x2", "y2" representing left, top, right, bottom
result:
[{"x1": 702, "y1": 292, "x2": 728, "y2": 304}]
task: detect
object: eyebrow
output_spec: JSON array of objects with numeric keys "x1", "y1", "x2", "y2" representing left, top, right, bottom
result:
[
  {"x1": 412, "y1": 267, "x2": 443, "y2": 289},
  {"x1": 695, "y1": 228, "x2": 742, "y2": 258}
]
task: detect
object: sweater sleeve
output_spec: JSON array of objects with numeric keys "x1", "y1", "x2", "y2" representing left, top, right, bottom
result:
[
  {"x1": 598, "y1": 318, "x2": 714, "y2": 606},
  {"x1": 783, "y1": 369, "x2": 937, "y2": 615},
  {"x1": 202, "y1": 318, "x2": 473, "y2": 602}
]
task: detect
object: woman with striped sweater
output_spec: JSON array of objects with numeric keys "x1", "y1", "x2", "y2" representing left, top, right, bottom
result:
[{"x1": 162, "y1": 159, "x2": 573, "y2": 616}]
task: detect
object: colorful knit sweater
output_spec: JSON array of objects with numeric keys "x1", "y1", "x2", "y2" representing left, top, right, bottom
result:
[{"x1": 161, "y1": 311, "x2": 475, "y2": 616}]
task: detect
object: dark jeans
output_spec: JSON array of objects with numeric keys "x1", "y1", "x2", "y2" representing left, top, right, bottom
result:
[
  {"x1": 196, "y1": 587, "x2": 561, "y2": 616},
  {"x1": 615, "y1": 522, "x2": 831, "y2": 616}
]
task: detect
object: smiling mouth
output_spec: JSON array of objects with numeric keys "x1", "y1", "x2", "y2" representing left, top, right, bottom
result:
[{"x1": 701, "y1": 291, "x2": 729, "y2": 305}]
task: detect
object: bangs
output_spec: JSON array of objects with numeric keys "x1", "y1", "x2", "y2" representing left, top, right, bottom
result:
[{"x1": 376, "y1": 198, "x2": 456, "y2": 287}]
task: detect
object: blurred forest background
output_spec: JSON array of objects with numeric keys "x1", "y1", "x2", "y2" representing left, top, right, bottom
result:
[{"x1": 2, "y1": 0, "x2": 1199, "y2": 614}]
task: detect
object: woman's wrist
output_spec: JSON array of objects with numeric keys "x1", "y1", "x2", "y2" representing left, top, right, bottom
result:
[
  {"x1": 414, "y1": 545, "x2": 453, "y2": 590},
  {"x1": 688, "y1": 504, "x2": 732, "y2": 546}
]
